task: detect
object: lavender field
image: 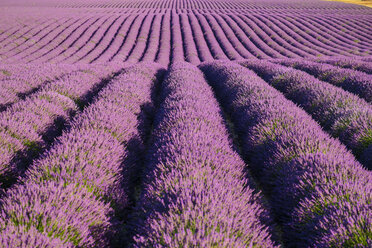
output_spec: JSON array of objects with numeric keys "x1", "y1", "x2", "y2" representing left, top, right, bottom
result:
[{"x1": 0, "y1": 0, "x2": 371, "y2": 247}]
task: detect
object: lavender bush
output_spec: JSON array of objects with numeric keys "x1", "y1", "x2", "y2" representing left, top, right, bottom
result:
[
  {"x1": 314, "y1": 57, "x2": 372, "y2": 74},
  {"x1": 0, "y1": 62, "x2": 165, "y2": 246},
  {"x1": 132, "y1": 62, "x2": 278, "y2": 247},
  {"x1": 240, "y1": 59, "x2": 372, "y2": 168},
  {"x1": 0, "y1": 65, "x2": 119, "y2": 190},
  {"x1": 200, "y1": 60, "x2": 371, "y2": 247},
  {"x1": 273, "y1": 58, "x2": 372, "y2": 102}
]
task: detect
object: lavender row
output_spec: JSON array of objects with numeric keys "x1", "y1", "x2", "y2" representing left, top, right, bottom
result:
[
  {"x1": 132, "y1": 62, "x2": 278, "y2": 247},
  {"x1": 203, "y1": 14, "x2": 243, "y2": 60},
  {"x1": 195, "y1": 13, "x2": 229, "y2": 60},
  {"x1": 155, "y1": 13, "x2": 171, "y2": 66},
  {"x1": 93, "y1": 15, "x2": 137, "y2": 63},
  {"x1": 0, "y1": 18, "x2": 50, "y2": 52},
  {"x1": 170, "y1": 11, "x2": 185, "y2": 62},
  {"x1": 237, "y1": 14, "x2": 298, "y2": 58},
  {"x1": 0, "y1": 62, "x2": 164, "y2": 247},
  {"x1": 179, "y1": 14, "x2": 201, "y2": 64},
  {"x1": 291, "y1": 17, "x2": 366, "y2": 56},
  {"x1": 218, "y1": 14, "x2": 271, "y2": 59},
  {"x1": 7, "y1": 17, "x2": 83, "y2": 63},
  {"x1": 141, "y1": 14, "x2": 162, "y2": 63},
  {"x1": 126, "y1": 14, "x2": 155, "y2": 63},
  {"x1": 0, "y1": 63, "x2": 81, "y2": 110},
  {"x1": 265, "y1": 15, "x2": 349, "y2": 56},
  {"x1": 227, "y1": 14, "x2": 284, "y2": 59},
  {"x1": 0, "y1": 16, "x2": 72, "y2": 60},
  {"x1": 109, "y1": 14, "x2": 147, "y2": 63},
  {"x1": 273, "y1": 58, "x2": 372, "y2": 103},
  {"x1": 256, "y1": 15, "x2": 334, "y2": 57},
  {"x1": 244, "y1": 15, "x2": 307, "y2": 58},
  {"x1": 327, "y1": 16, "x2": 372, "y2": 43},
  {"x1": 361, "y1": 56, "x2": 372, "y2": 62},
  {"x1": 62, "y1": 15, "x2": 118, "y2": 64},
  {"x1": 314, "y1": 57, "x2": 372, "y2": 74},
  {"x1": 187, "y1": 13, "x2": 214, "y2": 62},
  {"x1": 55, "y1": 16, "x2": 113, "y2": 63},
  {"x1": 82, "y1": 15, "x2": 131, "y2": 63},
  {"x1": 240, "y1": 59, "x2": 372, "y2": 168},
  {"x1": 2, "y1": 11, "x2": 371, "y2": 63},
  {"x1": 55, "y1": 16, "x2": 119, "y2": 63},
  {"x1": 199, "y1": 60, "x2": 371, "y2": 247},
  {"x1": 29, "y1": 15, "x2": 103, "y2": 63},
  {"x1": 36, "y1": 16, "x2": 106, "y2": 63},
  {"x1": 211, "y1": 14, "x2": 256, "y2": 59},
  {"x1": 306, "y1": 16, "x2": 371, "y2": 50},
  {"x1": 0, "y1": 63, "x2": 57, "y2": 81},
  {"x1": 3, "y1": 0, "x2": 371, "y2": 10},
  {"x1": 0, "y1": 65, "x2": 118, "y2": 189}
]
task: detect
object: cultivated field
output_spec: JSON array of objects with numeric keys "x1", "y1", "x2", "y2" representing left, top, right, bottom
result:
[
  {"x1": 326, "y1": 0, "x2": 372, "y2": 8},
  {"x1": 0, "y1": 0, "x2": 371, "y2": 247}
]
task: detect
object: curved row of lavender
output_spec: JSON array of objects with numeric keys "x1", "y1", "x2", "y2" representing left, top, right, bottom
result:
[
  {"x1": 2, "y1": 0, "x2": 372, "y2": 9},
  {"x1": 314, "y1": 57, "x2": 372, "y2": 74},
  {"x1": 0, "y1": 62, "x2": 165, "y2": 247},
  {"x1": 0, "y1": 64, "x2": 78, "y2": 110},
  {"x1": 0, "y1": 65, "x2": 122, "y2": 191},
  {"x1": 0, "y1": 1, "x2": 371, "y2": 64},
  {"x1": 239, "y1": 59, "x2": 372, "y2": 168},
  {"x1": 272, "y1": 58, "x2": 372, "y2": 103},
  {"x1": 199, "y1": 60, "x2": 371, "y2": 247},
  {"x1": 131, "y1": 62, "x2": 278, "y2": 247}
]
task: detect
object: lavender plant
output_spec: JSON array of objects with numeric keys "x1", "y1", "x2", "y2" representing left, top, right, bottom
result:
[
  {"x1": 274, "y1": 58, "x2": 372, "y2": 102},
  {"x1": 240, "y1": 59, "x2": 372, "y2": 168},
  {"x1": 200, "y1": 60, "x2": 371, "y2": 247},
  {"x1": 0, "y1": 62, "x2": 165, "y2": 246},
  {"x1": 132, "y1": 62, "x2": 278, "y2": 247}
]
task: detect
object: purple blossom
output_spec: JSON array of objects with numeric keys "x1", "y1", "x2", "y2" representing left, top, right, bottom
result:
[
  {"x1": 273, "y1": 58, "x2": 372, "y2": 102},
  {"x1": 200, "y1": 60, "x2": 371, "y2": 247},
  {"x1": 240, "y1": 59, "x2": 372, "y2": 168},
  {"x1": 0, "y1": 62, "x2": 165, "y2": 246},
  {"x1": 132, "y1": 62, "x2": 278, "y2": 247}
]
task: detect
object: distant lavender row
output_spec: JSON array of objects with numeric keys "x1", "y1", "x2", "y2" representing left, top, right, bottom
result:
[
  {"x1": 133, "y1": 62, "x2": 278, "y2": 247},
  {"x1": 200, "y1": 61, "x2": 371, "y2": 247},
  {"x1": 314, "y1": 57, "x2": 372, "y2": 74},
  {"x1": 170, "y1": 11, "x2": 185, "y2": 62},
  {"x1": 196, "y1": 13, "x2": 233, "y2": 60},
  {"x1": 155, "y1": 12, "x2": 171, "y2": 66},
  {"x1": 0, "y1": 62, "x2": 164, "y2": 247},
  {"x1": 0, "y1": 6, "x2": 371, "y2": 64},
  {"x1": 272, "y1": 58, "x2": 372, "y2": 102},
  {"x1": 0, "y1": 64, "x2": 77, "y2": 110},
  {"x1": 240, "y1": 59, "x2": 372, "y2": 168},
  {"x1": 179, "y1": 13, "x2": 201, "y2": 64},
  {"x1": 3, "y1": 0, "x2": 372, "y2": 10},
  {"x1": 0, "y1": 65, "x2": 117, "y2": 190}
]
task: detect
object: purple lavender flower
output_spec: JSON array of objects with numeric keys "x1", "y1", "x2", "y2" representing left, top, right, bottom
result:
[
  {"x1": 200, "y1": 60, "x2": 371, "y2": 247},
  {"x1": 133, "y1": 62, "x2": 278, "y2": 247}
]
